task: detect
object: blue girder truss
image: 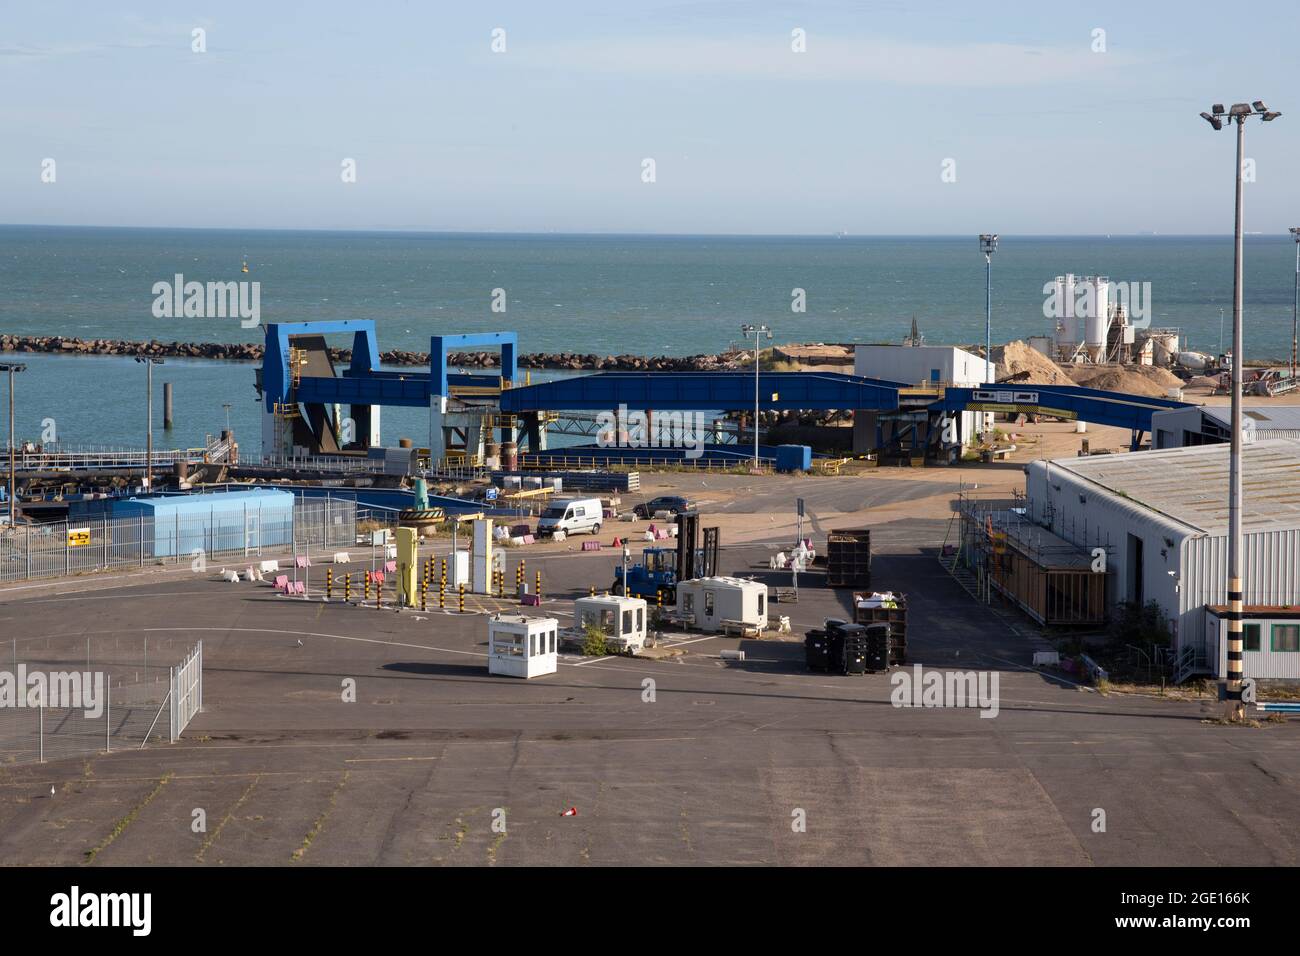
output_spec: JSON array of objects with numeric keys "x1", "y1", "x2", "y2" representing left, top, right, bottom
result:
[
  {"x1": 499, "y1": 371, "x2": 907, "y2": 413},
  {"x1": 938, "y1": 383, "x2": 1193, "y2": 449},
  {"x1": 262, "y1": 323, "x2": 518, "y2": 411}
]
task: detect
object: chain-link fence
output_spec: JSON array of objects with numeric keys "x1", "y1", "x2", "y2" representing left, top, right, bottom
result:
[
  {"x1": 0, "y1": 499, "x2": 356, "y2": 584},
  {"x1": 0, "y1": 637, "x2": 202, "y2": 766}
]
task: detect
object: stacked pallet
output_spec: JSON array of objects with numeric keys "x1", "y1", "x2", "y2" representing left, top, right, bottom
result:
[{"x1": 826, "y1": 527, "x2": 871, "y2": 588}]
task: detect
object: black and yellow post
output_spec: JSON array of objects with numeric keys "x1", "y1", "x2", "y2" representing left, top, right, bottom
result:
[
  {"x1": 364, "y1": 570, "x2": 371, "y2": 602},
  {"x1": 657, "y1": 588, "x2": 663, "y2": 610},
  {"x1": 421, "y1": 579, "x2": 427, "y2": 611},
  {"x1": 344, "y1": 573, "x2": 352, "y2": 603},
  {"x1": 440, "y1": 556, "x2": 446, "y2": 583},
  {"x1": 326, "y1": 568, "x2": 333, "y2": 600},
  {"x1": 535, "y1": 570, "x2": 542, "y2": 601},
  {"x1": 458, "y1": 582, "x2": 465, "y2": 613},
  {"x1": 1226, "y1": 579, "x2": 1245, "y2": 720},
  {"x1": 438, "y1": 581, "x2": 445, "y2": 610}
]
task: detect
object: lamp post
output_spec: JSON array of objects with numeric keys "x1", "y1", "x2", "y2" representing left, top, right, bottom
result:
[
  {"x1": 135, "y1": 356, "x2": 165, "y2": 491},
  {"x1": 979, "y1": 234, "x2": 998, "y2": 384},
  {"x1": 739, "y1": 324, "x2": 772, "y2": 470},
  {"x1": 1200, "y1": 101, "x2": 1282, "y2": 721},
  {"x1": 1, "y1": 363, "x2": 25, "y2": 527},
  {"x1": 1290, "y1": 227, "x2": 1300, "y2": 381}
]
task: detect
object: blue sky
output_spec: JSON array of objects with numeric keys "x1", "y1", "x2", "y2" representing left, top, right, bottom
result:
[{"x1": 2, "y1": 1, "x2": 1297, "y2": 235}]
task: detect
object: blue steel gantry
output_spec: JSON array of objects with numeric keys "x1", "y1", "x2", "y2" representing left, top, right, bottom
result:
[{"x1": 258, "y1": 321, "x2": 1195, "y2": 464}]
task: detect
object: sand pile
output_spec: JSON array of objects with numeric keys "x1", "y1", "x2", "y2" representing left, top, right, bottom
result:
[
  {"x1": 1066, "y1": 366, "x2": 1172, "y2": 397},
  {"x1": 991, "y1": 341, "x2": 1074, "y2": 386},
  {"x1": 1186, "y1": 374, "x2": 1222, "y2": 391}
]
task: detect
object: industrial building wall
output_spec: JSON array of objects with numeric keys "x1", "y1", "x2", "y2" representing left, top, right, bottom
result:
[
  {"x1": 1025, "y1": 460, "x2": 1191, "y2": 644},
  {"x1": 1182, "y1": 530, "x2": 1300, "y2": 674},
  {"x1": 1150, "y1": 407, "x2": 1205, "y2": 449}
]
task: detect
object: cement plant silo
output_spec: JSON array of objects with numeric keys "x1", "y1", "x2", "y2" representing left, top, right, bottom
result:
[
  {"x1": 1053, "y1": 274, "x2": 1079, "y2": 357},
  {"x1": 1081, "y1": 275, "x2": 1111, "y2": 361}
]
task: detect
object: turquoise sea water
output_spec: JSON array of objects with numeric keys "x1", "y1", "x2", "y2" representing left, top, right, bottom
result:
[{"x1": 1, "y1": 226, "x2": 1297, "y2": 448}]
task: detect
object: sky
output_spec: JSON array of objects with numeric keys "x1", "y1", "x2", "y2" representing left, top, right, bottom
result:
[{"x1": 2, "y1": 0, "x2": 1298, "y2": 235}]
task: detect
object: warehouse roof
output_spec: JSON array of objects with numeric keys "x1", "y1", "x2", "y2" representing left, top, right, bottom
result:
[
  {"x1": 1197, "y1": 404, "x2": 1300, "y2": 431},
  {"x1": 1046, "y1": 438, "x2": 1300, "y2": 535}
]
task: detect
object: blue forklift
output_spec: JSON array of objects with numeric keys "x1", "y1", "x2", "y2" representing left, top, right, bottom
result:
[{"x1": 611, "y1": 511, "x2": 718, "y2": 603}]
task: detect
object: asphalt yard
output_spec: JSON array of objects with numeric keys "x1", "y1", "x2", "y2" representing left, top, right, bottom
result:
[{"x1": 1, "y1": 496, "x2": 1297, "y2": 866}]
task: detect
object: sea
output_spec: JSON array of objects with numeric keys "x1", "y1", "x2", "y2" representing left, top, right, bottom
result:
[{"x1": 1, "y1": 225, "x2": 1297, "y2": 450}]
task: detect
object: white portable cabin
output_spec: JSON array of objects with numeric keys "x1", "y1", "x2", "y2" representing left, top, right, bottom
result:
[
  {"x1": 676, "y1": 577, "x2": 768, "y2": 634},
  {"x1": 487, "y1": 614, "x2": 559, "y2": 678},
  {"x1": 574, "y1": 594, "x2": 649, "y2": 653}
]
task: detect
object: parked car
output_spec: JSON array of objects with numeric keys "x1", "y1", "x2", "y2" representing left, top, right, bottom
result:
[{"x1": 632, "y1": 495, "x2": 693, "y2": 519}]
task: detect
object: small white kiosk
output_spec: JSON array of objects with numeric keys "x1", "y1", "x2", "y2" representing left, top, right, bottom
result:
[
  {"x1": 574, "y1": 594, "x2": 649, "y2": 653},
  {"x1": 487, "y1": 613, "x2": 559, "y2": 679},
  {"x1": 675, "y1": 576, "x2": 769, "y2": 635}
]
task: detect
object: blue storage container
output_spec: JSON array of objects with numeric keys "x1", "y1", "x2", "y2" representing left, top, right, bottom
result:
[
  {"x1": 775, "y1": 444, "x2": 812, "y2": 473},
  {"x1": 110, "y1": 489, "x2": 296, "y2": 559}
]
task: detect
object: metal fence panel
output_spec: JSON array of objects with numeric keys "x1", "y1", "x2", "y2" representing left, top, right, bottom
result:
[
  {"x1": 0, "y1": 500, "x2": 356, "y2": 584},
  {"x1": 0, "y1": 637, "x2": 202, "y2": 766}
]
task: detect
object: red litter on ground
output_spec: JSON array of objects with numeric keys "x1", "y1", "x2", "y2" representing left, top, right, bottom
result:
[{"x1": 560, "y1": 807, "x2": 578, "y2": 817}]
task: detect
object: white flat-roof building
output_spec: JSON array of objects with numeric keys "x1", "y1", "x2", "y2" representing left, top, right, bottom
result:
[
  {"x1": 1024, "y1": 439, "x2": 1300, "y2": 682},
  {"x1": 1152, "y1": 404, "x2": 1300, "y2": 449},
  {"x1": 854, "y1": 344, "x2": 990, "y2": 450}
]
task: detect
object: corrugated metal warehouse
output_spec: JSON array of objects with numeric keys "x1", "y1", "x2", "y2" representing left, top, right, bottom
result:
[
  {"x1": 111, "y1": 489, "x2": 296, "y2": 559},
  {"x1": 1152, "y1": 404, "x2": 1300, "y2": 448},
  {"x1": 1024, "y1": 439, "x2": 1300, "y2": 681}
]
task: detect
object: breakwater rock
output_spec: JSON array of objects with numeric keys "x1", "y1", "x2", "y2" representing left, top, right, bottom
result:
[{"x1": 0, "y1": 334, "x2": 743, "y2": 372}]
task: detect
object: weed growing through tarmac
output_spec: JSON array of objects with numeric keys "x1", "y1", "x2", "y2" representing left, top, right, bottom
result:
[{"x1": 85, "y1": 772, "x2": 173, "y2": 863}]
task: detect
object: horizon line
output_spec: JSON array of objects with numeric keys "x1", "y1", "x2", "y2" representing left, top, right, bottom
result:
[{"x1": 0, "y1": 222, "x2": 1284, "y2": 241}]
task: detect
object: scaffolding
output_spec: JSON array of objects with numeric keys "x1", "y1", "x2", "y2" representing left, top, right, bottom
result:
[{"x1": 952, "y1": 489, "x2": 1107, "y2": 626}]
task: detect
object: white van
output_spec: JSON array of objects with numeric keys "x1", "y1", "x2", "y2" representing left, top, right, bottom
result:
[{"x1": 537, "y1": 497, "x2": 603, "y2": 537}]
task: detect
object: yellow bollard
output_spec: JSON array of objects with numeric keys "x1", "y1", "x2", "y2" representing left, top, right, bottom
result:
[
  {"x1": 657, "y1": 588, "x2": 663, "y2": 610},
  {"x1": 439, "y1": 585, "x2": 445, "y2": 610},
  {"x1": 364, "y1": 571, "x2": 371, "y2": 602},
  {"x1": 421, "y1": 579, "x2": 427, "y2": 611},
  {"x1": 326, "y1": 568, "x2": 333, "y2": 600},
  {"x1": 344, "y1": 573, "x2": 352, "y2": 603},
  {"x1": 458, "y1": 582, "x2": 465, "y2": 613},
  {"x1": 536, "y1": 569, "x2": 542, "y2": 601}
]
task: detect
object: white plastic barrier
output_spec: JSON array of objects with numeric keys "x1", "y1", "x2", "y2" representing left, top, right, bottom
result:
[
  {"x1": 1032, "y1": 651, "x2": 1060, "y2": 666},
  {"x1": 259, "y1": 560, "x2": 280, "y2": 573},
  {"x1": 224, "y1": 570, "x2": 240, "y2": 583},
  {"x1": 332, "y1": 551, "x2": 351, "y2": 564}
]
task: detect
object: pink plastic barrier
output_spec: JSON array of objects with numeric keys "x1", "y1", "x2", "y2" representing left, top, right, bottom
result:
[
  {"x1": 292, "y1": 581, "x2": 305, "y2": 595},
  {"x1": 384, "y1": 560, "x2": 397, "y2": 573},
  {"x1": 295, "y1": 556, "x2": 311, "y2": 569},
  {"x1": 273, "y1": 574, "x2": 290, "y2": 592},
  {"x1": 522, "y1": 534, "x2": 535, "y2": 545},
  {"x1": 372, "y1": 571, "x2": 386, "y2": 584},
  {"x1": 582, "y1": 540, "x2": 601, "y2": 551}
]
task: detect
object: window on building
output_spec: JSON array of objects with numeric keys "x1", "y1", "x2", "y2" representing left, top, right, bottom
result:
[
  {"x1": 704, "y1": 591, "x2": 715, "y2": 617},
  {"x1": 1271, "y1": 624, "x2": 1300, "y2": 653},
  {"x1": 1244, "y1": 623, "x2": 1261, "y2": 652}
]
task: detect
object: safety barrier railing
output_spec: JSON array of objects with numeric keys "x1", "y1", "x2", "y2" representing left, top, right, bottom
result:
[{"x1": 517, "y1": 454, "x2": 774, "y2": 473}]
